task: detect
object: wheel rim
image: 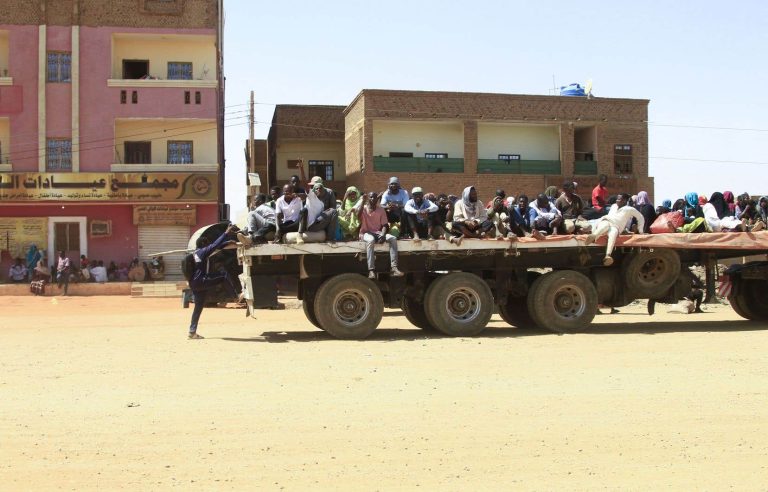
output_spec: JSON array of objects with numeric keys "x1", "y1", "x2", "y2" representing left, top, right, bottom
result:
[
  {"x1": 444, "y1": 287, "x2": 481, "y2": 323},
  {"x1": 552, "y1": 284, "x2": 586, "y2": 319},
  {"x1": 639, "y1": 258, "x2": 667, "y2": 285},
  {"x1": 332, "y1": 289, "x2": 369, "y2": 326}
]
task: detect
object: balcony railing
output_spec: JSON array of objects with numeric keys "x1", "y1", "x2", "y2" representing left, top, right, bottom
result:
[
  {"x1": 373, "y1": 156, "x2": 464, "y2": 173},
  {"x1": 574, "y1": 160, "x2": 598, "y2": 175},
  {"x1": 477, "y1": 159, "x2": 561, "y2": 175}
]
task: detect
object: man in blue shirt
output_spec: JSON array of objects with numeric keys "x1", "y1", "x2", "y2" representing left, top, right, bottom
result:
[
  {"x1": 404, "y1": 186, "x2": 439, "y2": 240},
  {"x1": 188, "y1": 223, "x2": 240, "y2": 339},
  {"x1": 380, "y1": 176, "x2": 410, "y2": 238}
]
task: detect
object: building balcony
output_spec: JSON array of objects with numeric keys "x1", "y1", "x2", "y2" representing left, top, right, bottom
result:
[
  {"x1": 107, "y1": 78, "x2": 217, "y2": 89},
  {"x1": 477, "y1": 159, "x2": 561, "y2": 175},
  {"x1": 574, "y1": 160, "x2": 598, "y2": 175},
  {"x1": 373, "y1": 156, "x2": 464, "y2": 173}
]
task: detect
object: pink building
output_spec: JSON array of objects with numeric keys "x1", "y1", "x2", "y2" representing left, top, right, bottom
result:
[{"x1": 0, "y1": 0, "x2": 224, "y2": 279}]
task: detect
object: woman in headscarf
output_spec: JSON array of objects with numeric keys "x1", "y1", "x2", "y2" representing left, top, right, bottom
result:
[
  {"x1": 656, "y1": 199, "x2": 672, "y2": 215},
  {"x1": 26, "y1": 244, "x2": 42, "y2": 273},
  {"x1": 723, "y1": 191, "x2": 736, "y2": 216},
  {"x1": 634, "y1": 191, "x2": 656, "y2": 233},
  {"x1": 683, "y1": 192, "x2": 703, "y2": 224},
  {"x1": 759, "y1": 196, "x2": 768, "y2": 225},
  {"x1": 338, "y1": 186, "x2": 362, "y2": 239},
  {"x1": 703, "y1": 192, "x2": 745, "y2": 232},
  {"x1": 672, "y1": 198, "x2": 686, "y2": 212}
]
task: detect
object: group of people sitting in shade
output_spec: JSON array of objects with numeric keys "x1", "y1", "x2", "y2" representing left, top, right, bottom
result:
[{"x1": 237, "y1": 166, "x2": 768, "y2": 276}]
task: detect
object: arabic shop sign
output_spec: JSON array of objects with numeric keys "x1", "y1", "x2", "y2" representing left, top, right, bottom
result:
[
  {"x1": 0, "y1": 172, "x2": 218, "y2": 202},
  {"x1": 133, "y1": 205, "x2": 197, "y2": 226}
]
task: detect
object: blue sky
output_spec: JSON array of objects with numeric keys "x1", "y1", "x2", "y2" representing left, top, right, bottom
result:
[{"x1": 223, "y1": 0, "x2": 768, "y2": 216}]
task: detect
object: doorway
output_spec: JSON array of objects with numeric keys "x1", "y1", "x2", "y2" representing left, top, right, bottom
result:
[{"x1": 48, "y1": 217, "x2": 87, "y2": 265}]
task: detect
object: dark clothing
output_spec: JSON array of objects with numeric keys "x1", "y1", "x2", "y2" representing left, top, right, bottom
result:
[
  {"x1": 555, "y1": 193, "x2": 585, "y2": 219},
  {"x1": 635, "y1": 204, "x2": 656, "y2": 233},
  {"x1": 316, "y1": 189, "x2": 336, "y2": 211},
  {"x1": 516, "y1": 206, "x2": 533, "y2": 231},
  {"x1": 406, "y1": 212, "x2": 440, "y2": 238},
  {"x1": 189, "y1": 231, "x2": 238, "y2": 333}
]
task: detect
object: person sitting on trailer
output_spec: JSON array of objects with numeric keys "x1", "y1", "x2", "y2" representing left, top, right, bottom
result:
[
  {"x1": 404, "y1": 187, "x2": 439, "y2": 241},
  {"x1": 529, "y1": 193, "x2": 563, "y2": 236},
  {"x1": 380, "y1": 176, "x2": 410, "y2": 238},
  {"x1": 515, "y1": 194, "x2": 533, "y2": 233},
  {"x1": 353, "y1": 192, "x2": 404, "y2": 279},
  {"x1": 239, "y1": 193, "x2": 277, "y2": 245},
  {"x1": 273, "y1": 184, "x2": 303, "y2": 244},
  {"x1": 300, "y1": 182, "x2": 339, "y2": 242},
  {"x1": 585, "y1": 192, "x2": 646, "y2": 266},
  {"x1": 485, "y1": 189, "x2": 506, "y2": 209},
  {"x1": 187, "y1": 223, "x2": 240, "y2": 340},
  {"x1": 703, "y1": 192, "x2": 748, "y2": 232},
  {"x1": 338, "y1": 186, "x2": 362, "y2": 239},
  {"x1": 267, "y1": 186, "x2": 282, "y2": 209},
  {"x1": 451, "y1": 186, "x2": 495, "y2": 241},
  {"x1": 555, "y1": 181, "x2": 590, "y2": 234}
]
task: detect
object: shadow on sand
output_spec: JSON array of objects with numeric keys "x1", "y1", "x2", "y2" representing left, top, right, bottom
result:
[{"x1": 217, "y1": 318, "x2": 767, "y2": 343}]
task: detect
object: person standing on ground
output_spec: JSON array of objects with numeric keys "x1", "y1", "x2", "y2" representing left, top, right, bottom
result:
[
  {"x1": 188, "y1": 224, "x2": 240, "y2": 340},
  {"x1": 56, "y1": 250, "x2": 71, "y2": 295}
]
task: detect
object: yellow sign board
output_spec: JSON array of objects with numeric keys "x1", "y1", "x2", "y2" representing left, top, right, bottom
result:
[
  {"x1": 133, "y1": 205, "x2": 197, "y2": 226},
  {"x1": 0, "y1": 217, "x2": 48, "y2": 259},
  {"x1": 0, "y1": 172, "x2": 218, "y2": 202}
]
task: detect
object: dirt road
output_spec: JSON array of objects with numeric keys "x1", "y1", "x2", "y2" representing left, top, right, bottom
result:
[{"x1": 2, "y1": 296, "x2": 767, "y2": 490}]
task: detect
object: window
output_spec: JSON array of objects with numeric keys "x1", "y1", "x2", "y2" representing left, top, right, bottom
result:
[
  {"x1": 498, "y1": 154, "x2": 521, "y2": 162},
  {"x1": 195, "y1": 91, "x2": 201, "y2": 104},
  {"x1": 168, "y1": 141, "x2": 193, "y2": 164},
  {"x1": 425, "y1": 153, "x2": 448, "y2": 159},
  {"x1": 131, "y1": 91, "x2": 138, "y2": 104},
  {"x1": 47, "y1": 52, "x2": 71, "y2": 83},
  {"x1": 124, "y1": 141, "x2": 151, "y2": 164},
  {"x1": 123, "y1": 60, "x2": 149, "y2": 79},
  {"x1": 389, "y1": 152, "x2": 413, "y2": 158},
  {"x1": 168, "y1": 62, "x2": 193, "y2": 80},
  {"x1": 54, "y1": 222, "x2": 80, "y2": 252},
  {"x1": 46, "y1": 139, "x2": 72, "y2": 171},
  {"x1": 120, "y1": 90, "x2": 127, "y2": 104},
  {"x1": 184, "y1": 91, "x2": 190, "y2": 104},
  {"x1": 308, "y1": 160, "x2": 334, "y2": 181},
  {"x1": 614, "y1": 144, "x2": 633, "y2": 174}
]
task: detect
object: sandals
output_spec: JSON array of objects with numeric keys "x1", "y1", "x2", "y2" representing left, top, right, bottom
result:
[{"x1": 188, "y1": 333, "x2": 204, "y2": 340}]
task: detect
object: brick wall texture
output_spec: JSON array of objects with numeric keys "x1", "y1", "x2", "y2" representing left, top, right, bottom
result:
[
  {"x1": 0, "y1": 0, "x2": 218, "y2": 28},
  {"x1": 343, "y1": 89, "x2": 653, "y2": 204}
]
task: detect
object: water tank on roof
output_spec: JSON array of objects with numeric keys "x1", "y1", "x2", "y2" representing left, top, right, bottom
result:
[{"x1": 559, "y1": 83, "x2": 586, "y2": 97}]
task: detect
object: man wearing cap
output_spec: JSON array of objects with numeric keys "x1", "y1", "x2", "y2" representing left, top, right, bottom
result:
[
  {"x1": 310, "y1": 177, "x2": 336, "y2": 210},
  {"x1": 380, "y1": 176, "x2": 410, "y2": 238},
  {"x1": 300, "y1": 181, "x2": 339, "y2": 242},
  {"x1": 404, "y1": 187, "x2": 439, "y2": 241}
]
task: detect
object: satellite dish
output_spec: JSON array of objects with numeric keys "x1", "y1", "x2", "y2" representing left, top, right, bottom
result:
[{"x1": 585, "y1": 79, "x2": 593, "y2": 97}]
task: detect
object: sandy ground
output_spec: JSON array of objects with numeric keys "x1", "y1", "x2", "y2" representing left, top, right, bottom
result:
[{"x1": 2, "y1": 295, "x2": 768, "y2": 490}]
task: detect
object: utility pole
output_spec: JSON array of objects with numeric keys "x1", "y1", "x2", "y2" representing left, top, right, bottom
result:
[{"x1": 248, "y1": 90, "x2": 255, "y2": 206}]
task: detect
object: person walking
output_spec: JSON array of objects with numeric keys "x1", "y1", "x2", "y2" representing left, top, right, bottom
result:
[
  {"x1": 55, "y1": 250, "x2": 71, "y2": 295},
  {"x1": 188, "y1": 224, "x2": 240, "y2": 339}
]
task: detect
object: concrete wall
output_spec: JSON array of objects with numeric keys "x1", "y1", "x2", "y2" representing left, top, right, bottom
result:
[
  {"x1": 274, "y1": 140, "x2": 345, "y2": 183},
  {"x1": 477, "y1": 123, "x2": 559, "y2": 160},
  {"x1": 114, "y1": 119, "x2": 216, "y2": 164},
  {"x1": 111, "y1": 33, "x2": 216, "y2": 80},
  {"x1": 372, "y1": 120, "x2": 464, "y2": 158}
]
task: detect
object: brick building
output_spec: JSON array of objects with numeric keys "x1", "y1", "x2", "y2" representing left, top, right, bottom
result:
[
  {"x1": 266, "y1": 105, "x2": 346, "y2": 193},
  {"x1": 0, "y1": 0, "x2": 224, "y2": 279},
  {"x1": 344, "y1": 89, "x2": 652, "y2": 203}
]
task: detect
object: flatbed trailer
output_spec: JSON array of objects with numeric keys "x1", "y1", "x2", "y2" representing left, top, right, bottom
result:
[{"x1": 237, "y1": 232, "x2": 768, "y2": 339}]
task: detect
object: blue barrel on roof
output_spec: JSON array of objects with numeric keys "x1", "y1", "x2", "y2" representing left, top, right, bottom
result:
[{"x1": 560, "y1": 83, "x2": 586, "y2": 96}]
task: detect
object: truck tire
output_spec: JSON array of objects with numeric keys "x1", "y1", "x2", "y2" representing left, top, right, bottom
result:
[
  {"x1": 424, "y1": 272, "x2": 493, "y2": 336},
  {"x1": 729, "y1": 279, "x2": 768, "y2": 321},
  {"x1": 527, "y1": 270, "x2": 598, "y2": 333},
  {"x1": 313, "y1": 274, "x2": 383, "y2": 339},
  {"x1": 401, "y1": 296, "x2": 434, "y2": 330},
  {"x1": 302, "y1": 298, "x2": 323, "y2": 330},
  {"x1": 498, "y1": 270, "x2": 541, "y2": 329},
  {"x1": 623, "y1": 249, "x2": 681, "y2": 299},
  {"x1": 498, "y1": 297, "x2": 536, "y2": 328}
]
